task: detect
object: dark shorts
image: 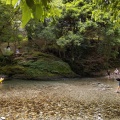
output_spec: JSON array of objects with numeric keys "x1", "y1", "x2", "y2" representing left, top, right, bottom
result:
[{"x1": 108, "y1": 73, "x2": 110, "y2": 76}]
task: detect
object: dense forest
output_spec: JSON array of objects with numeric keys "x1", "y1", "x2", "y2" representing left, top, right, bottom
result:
[{"x1": 0, "y1": 0, "x2": 120, "y2": 78}]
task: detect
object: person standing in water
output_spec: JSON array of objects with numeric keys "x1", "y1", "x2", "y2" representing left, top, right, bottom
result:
[
  {"x1": 107, "y1": 69, "x2": 111, "y2": 79},
  {"x1": 114, "y1": 68, "x2": 119, "y2": 75},
  {"x1": 114, "y1": 68, "x2": 119, "y2": 80},
  {"x1": 115, "y1": 78, "x2": 120, "y2": 93}
]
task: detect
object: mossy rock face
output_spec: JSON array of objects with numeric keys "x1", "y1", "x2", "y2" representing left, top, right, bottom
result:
[
  {"x1": 1, "y1": 52, "x2": 77, "y2": 80},
  {"x1": 19, "y1": 59, "x2": 76, "y2": 79},
  {"x1": 0, "y1": 65, "x2": 25, "y2": 78}
]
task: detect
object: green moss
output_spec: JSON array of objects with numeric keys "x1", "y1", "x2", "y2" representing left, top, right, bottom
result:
[
  {"x1": 24, "y1": 68, "x2": 56, "y2": 77},
  {"x1": 0, "y1": 65, "x2": 25, "y2": 75},
  {"x1": 26, "y1": 51, "x2": 59, "y2": 60},
  {"x1": 22, "y1": 59, "x2": 75, "y2": 77},
  {"x1": 0, "y1": 52, "x2": 76, "y2": 79}
]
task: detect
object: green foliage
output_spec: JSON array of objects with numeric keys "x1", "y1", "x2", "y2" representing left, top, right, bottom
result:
[
  {"x1": 0, "y1": 2, "x2": 23, "y2": 45},
  {"x1": 38, "y1": 26, "x2": 56, "y2": 42},
  {"x1": 2, "y1": 0, "x2": 61, "y2": 27},
  {"x1": 1, "y1": 0, "x2": 119, "y2": 76},
  {"x1": 0, "y1": 2, "x2": 13, "y2": 42},
  {"x1": 56, "y1": 36, "x2": 66, "y2": 47},
  {"x1": 2, "y1": 0, "x2": 119, "y2": 28},
  {"x1": 57, "y1": 31, "x2": 83, "y2": 47},
  {"x1": 97, "y1": 26, "x2": 120, "y2": 61},
  {"x1": 25, "y1": 19, "x2": 57, "y2": 51},
  {"x1": 53, "y1": 0, "x2": 120, "y2": 75},
  {"x1": 92, "y1": 0, "x2": 120, "y2": 27},
  {"x1": 25, "y1": 20, "x2": 56, "y2": 41}
]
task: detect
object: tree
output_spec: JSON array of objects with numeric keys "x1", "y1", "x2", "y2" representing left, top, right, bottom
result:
[
  {"x1": 2, "y1": 0, "x2": 119, "y2": 27},
  {"x1": 0, "y1": 2, "x2": 24, "y2": 53},
  {"x1": 53, "y1": 0, "x2": 120, "y2": 74},
  {"x1": 0, "y1": 2, "x2": 16, "y2": 45},
  {"x1": 92, "y1": 0, "x2": 120, "y2": 27}
]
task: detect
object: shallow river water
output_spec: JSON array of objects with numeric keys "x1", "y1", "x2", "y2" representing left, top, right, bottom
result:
[
  {"x1": 0, "y1": 77, "x2": 120, "y2": 120},
  {"x1": 0, "y1": 77, "x2": 118, "y2": 90}
]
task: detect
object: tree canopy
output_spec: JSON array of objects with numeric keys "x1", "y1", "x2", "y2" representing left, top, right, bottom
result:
[
  {"x1": 2, "y1": 0, "x2": 119, "y2": 27},
  {"x1": 92, "y1": 0, "x2": 120, "y2": 27},
  {"x1": 0, "y1": 2, "x2": 21, "y2": 44}
]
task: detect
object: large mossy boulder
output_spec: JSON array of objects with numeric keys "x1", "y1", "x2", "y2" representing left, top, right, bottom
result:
[
  {"x1": 1, "y1": 52, "x2": 77, "y2": 80},
  {"x1": 20, "y1": 59, "x2": 76, "y2": 79}
]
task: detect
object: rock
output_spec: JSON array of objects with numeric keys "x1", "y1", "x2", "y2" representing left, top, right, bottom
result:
[{"x1": 0, "y1": 117, "x2": 5, "y2": 120}]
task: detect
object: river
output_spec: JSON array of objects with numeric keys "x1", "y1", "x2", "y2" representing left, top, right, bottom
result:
[{"x1": 0, "y1": 77, "x2": 120, "y2": 120}]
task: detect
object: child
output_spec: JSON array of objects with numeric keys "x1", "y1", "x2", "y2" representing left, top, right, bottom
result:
[{"x1": 0, "y1": 77, "x2": 4, "y2": 84}]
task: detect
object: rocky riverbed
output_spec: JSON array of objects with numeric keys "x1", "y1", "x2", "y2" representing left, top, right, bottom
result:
[{"x1": 0, "y1": 77, "x2": 120, "y2": 120}]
